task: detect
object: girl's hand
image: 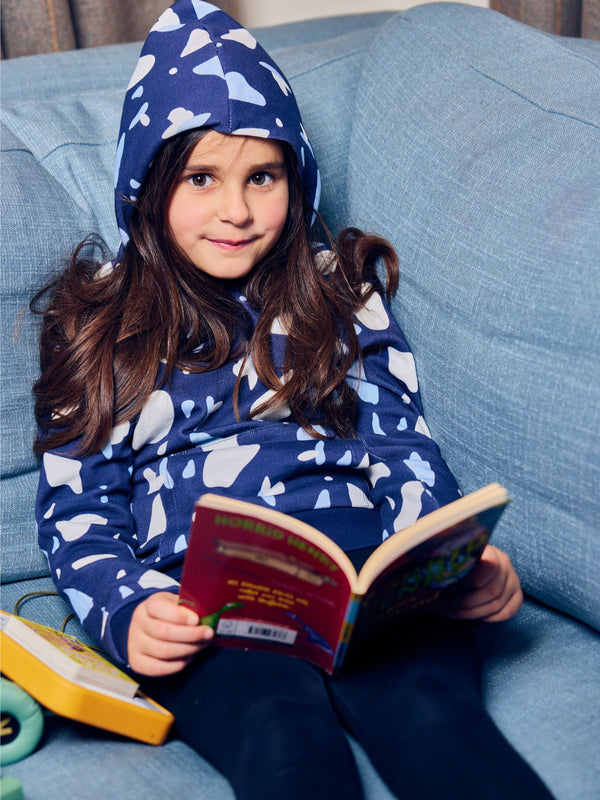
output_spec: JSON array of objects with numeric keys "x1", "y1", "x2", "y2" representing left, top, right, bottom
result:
[
  {"x1": 445, "y1": 544, "x2": 523, "y2": 622},
  {"x1": 127, "y1": 592, "x2": 214, "y2": 676}
]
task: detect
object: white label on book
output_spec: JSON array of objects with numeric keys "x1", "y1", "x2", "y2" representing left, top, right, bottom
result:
[{"x1": 216, "y1": 618, "x2": 297, "y2": 646}]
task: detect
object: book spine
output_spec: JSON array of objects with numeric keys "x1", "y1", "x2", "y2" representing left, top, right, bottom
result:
[{"x1": 333, "y1": 595, "x2": 362, "y2": 671}]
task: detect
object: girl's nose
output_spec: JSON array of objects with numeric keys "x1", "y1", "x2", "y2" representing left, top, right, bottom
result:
[{"x1": 217, "y1": 181, "x2": 252, "y2": 226}]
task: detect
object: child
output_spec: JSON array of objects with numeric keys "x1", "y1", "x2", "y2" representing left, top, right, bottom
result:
[{"x1": 32, "y1": 3, "x2": 552, "y2": 799}]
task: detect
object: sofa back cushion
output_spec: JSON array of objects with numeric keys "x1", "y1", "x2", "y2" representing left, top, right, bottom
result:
[
  {"x1": 348, "y1": 4, "x2": 600, "y2": 629},
  {"x1": 0, "y1": 20, "x2": 387, "y2": 583}
]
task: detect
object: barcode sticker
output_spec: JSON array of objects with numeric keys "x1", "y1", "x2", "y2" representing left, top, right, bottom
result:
[{"x1": 216, "y1": 618, "x2": 297, "y2": 646}]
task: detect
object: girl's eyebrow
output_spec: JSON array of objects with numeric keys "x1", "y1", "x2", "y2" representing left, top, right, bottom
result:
[{"x1": 181, "y1": 160, "x2": 286, "y2": 174}]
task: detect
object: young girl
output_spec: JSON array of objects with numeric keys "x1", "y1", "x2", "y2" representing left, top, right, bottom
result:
[{"x1": 33, "y1": 3, "x2": 552, "y2": 799}]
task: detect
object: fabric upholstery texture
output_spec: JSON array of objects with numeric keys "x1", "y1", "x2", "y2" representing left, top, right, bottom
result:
[
  {"x1": 347, "y1": 2, "x2": 600, "y2": 631},
  {"x1": 1, "y1": 5, "x2": 599, "y2": 799}
]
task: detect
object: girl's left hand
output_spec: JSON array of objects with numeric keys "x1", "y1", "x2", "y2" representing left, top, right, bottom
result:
[{"x1": 445, "y1": 544, "x2": 523, "y2": 622}]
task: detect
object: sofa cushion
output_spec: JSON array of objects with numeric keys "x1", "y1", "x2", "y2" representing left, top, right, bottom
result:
[
  {"x1": 348, "y1": 3, "x2": 600, "y2": 630},
  {"x1": 5, "y1": 584, "x2": 598, "y2": 800}
]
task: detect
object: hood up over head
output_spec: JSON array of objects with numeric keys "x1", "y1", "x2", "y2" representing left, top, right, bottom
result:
[{"x1": 114, "y1": 0, "x2": 321, "y2": 252}]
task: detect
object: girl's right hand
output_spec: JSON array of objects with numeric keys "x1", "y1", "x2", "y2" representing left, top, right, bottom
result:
[{"x1": 127, "y1": 591, "x2": 214, "y2": 676}]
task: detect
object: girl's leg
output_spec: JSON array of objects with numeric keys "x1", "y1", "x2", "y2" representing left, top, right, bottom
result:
[
  {"x1": 144, "y1": 648, "x2": 365, "y2": 800},
  {"x1": 328, "y1": 617, "x2": 554, "y2": 800}
]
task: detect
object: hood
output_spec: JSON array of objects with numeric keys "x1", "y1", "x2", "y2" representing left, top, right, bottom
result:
[{"x1": 114, "y1": 0, "x2": 321, "y2": 250}]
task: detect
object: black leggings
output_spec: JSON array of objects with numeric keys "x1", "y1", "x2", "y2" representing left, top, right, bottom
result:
[{"x1": 143, "y1": 617, "x2": 554, "y2": 800}]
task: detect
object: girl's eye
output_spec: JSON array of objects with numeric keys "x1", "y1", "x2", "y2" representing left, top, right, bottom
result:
[
  {"x1": 250, "y1": 172, "x2": 273, "y2": 186},
  {"x1": 188, "y1": 174, "x2": 213, "y2": 188}
]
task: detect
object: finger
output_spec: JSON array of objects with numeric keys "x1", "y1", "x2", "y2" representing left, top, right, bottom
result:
[
  {"x1": 144, "y1": 591, "x2": 200, "y2": 626},
  {"x1": 459, "y1": 545, "x2": 502, "y2": 591}
]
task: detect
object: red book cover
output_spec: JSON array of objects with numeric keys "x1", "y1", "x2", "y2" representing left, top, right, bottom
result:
[
  {"x1": 179, "y1": 498, "x2": 357, "y2": 672},
  {"x1": 179, "y1": 486, "x2": 509, "y2": 673}
]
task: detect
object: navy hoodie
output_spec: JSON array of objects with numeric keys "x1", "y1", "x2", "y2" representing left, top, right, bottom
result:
[{"x1": 36, "y1": 1, "x2": 460, "y2": 666}]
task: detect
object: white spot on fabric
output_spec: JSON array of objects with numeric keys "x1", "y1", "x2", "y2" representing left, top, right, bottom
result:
[
  {"x1": 222, "y1": 28, "x2": 257, "y2": 48},
  {"x1": 259, "y1": 476, "x2": 285, "y2": 506},
  {"x1": 226, "y1": 72, "x2": 265, "y2": 105},
  {"x1": 56, "y1": 513, "x2": 107, "y2": 541},
  {"x1": 191, "y1": 0, "x2": 217, "y2": 21},
  {"x1": 146, "y1": 495, "x2": 167, "y2": 542},
  {"x1": 250, "y1": 390, "x2": 290, "y2": 420},
  {"x1": 231, "y1": 127, "x2": 270, "y2": 138},
  {"x1": 193, "y1": 55, "x2": 225, "y2": 79},
  {"x1": 365, "y1": 462, "x2": 391, "y2": 487},
  {"x1": 346, "y1": 362, "x2": 379, "y2": 405},
  {"x1": 128, "y1": 102, "x2": 150, "y2": 130},
  {"x1": 138, "y1": 571, "x2": 179, "y2": 590},
  {"x1": 64, "y1": 588, "x2": 94, "y2": 623},
  {"x1": 43, "y1": 452, "x2": 83, "y2": 494},
  {"x1": 270, "y1": 316, "x2": 287, "y2": 336},
  {"x1": 162, "y1": 108, "x2": 211, "y2": 139},
  {"x1": 159, "y1": 458, "x2": 174, "y2": 489},
  {"x1": 174, "y1": 535, "x2": 187, "y2": 553},
  {"x1": 336, "y1": 450, "x2": 352, "y2": 466},
  {"x1": 298, "y1": 440, "x2": 326, "y2": 465},
  {"x1": 183, "y1": 460, "x2": 196, "y2": 479},
  {"x1": 181, "y1": 28, "x2": 212, "y2": 57},
  {"x1": 44, "y1": 503, "x2": 56, "y2": 519},
  {"x1": 372, "y1": 413, "x2": 386, "y2": 435},
  {"x1": 182, "y1": 400, "x2": 195, "y2": 418},
  {"x1": 72, "y1": 554, "x2": 117, "y2": 570},
  {"x1": 133, "y1": 390, "x2": 174, "y2": 449},
  {"x1": 234, "y1": 356, "x2": 259, "y2": 389},
  {"x1": 259, "y1": 61, "x2": 291, "y2": 95},
  {"x1": 119, "y1": 586, "x2": 134, "y2": 599},
  {"x1": 111, "y1": 421, "x2": 130, "y2": 445},
  {"x1": 203, "y1": 443, "x2": 260, "y2": 488},
  {"x1": 388, "y1": 348, "x2": 419, "y2": 393},
  {"x1": 416, "y1": 416, "x2": 432, "y2": 438},
  {"x1": 114, "y1": 134, "x2": 125, "y2": 189},
  {"x1": 314, "y1": 489, "x2": 331, "y2": 509},
  {"x1": 355, "y1": 292, "x2": 389, "y2": 331},
  {"x1": 206, "y1": 396, "x2": 223, "y2": 415},
  {"x1": 116, "y1": 570, "x2": 126, "y2": 580},
  {"x1": 151, "y1": 8, "x2": 183, "y2": 32},
  {"x1": 393, "y1": 481, "x2": 425, "y2": 531},
  {"x1": 127, "y1": 54, "x2": 155, "y2": 90},
  {"x1": 347, "y1": 484, "x2": 374, "y2": 509},
  {"x1": 404, "y1": 452, "x2": 435, "y2": 486}
]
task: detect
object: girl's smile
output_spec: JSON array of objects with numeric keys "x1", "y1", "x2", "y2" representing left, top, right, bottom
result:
[{"x1": 167, "y1": 130, "x2": 289, "y2": 280}]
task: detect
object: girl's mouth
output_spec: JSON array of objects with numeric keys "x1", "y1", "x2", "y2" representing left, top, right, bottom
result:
[{"x1": 208, "y1": 237, "x2": 255, "y2": 251}]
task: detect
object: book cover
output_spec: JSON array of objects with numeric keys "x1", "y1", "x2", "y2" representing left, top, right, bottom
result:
[{"x1": 179, "y1": 485, "x2": 510, "y2": 673}]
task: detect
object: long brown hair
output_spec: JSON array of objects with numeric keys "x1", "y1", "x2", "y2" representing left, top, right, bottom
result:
[{"x1": 31, "y1": 128, "x2": 399, "y2": 456}]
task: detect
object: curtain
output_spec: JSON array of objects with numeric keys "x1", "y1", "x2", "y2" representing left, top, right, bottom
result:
[
  {"x1": 1, "y1": 0, "x2": 234, "y2": 59},
  {"x1": 490, "y1": 0, "x2": 600, "y2": 38}
]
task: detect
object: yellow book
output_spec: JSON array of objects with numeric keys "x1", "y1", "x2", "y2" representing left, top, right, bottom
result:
[{"x1": 0, "y1": 612, "x2": 173, "y2": 745}]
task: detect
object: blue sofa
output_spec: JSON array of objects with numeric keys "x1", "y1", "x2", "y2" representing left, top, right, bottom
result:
[{"x1": 1, "y1": 4, "x2": 599, "y2": 798}]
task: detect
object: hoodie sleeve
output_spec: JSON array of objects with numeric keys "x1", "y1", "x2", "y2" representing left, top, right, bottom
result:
[
  {"x1": 349, "y1": 290, "x2": 462, "y2": 539},
  {"x1": 36, "y1": 420, "x2": 180, "y2": 667}
]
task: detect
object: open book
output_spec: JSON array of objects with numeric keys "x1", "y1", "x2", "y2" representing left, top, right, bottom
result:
[
  {"x1": 0, "y1": 612, "x2": 173, "y2": 745},
  {"x1": 179, "y1": 484, "x2": 510, "y2": 673}
]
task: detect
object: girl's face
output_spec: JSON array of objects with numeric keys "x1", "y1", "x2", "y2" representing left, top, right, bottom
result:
[{"x1": 167, "y1": 130, "x2": 289, "y2": 281}]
